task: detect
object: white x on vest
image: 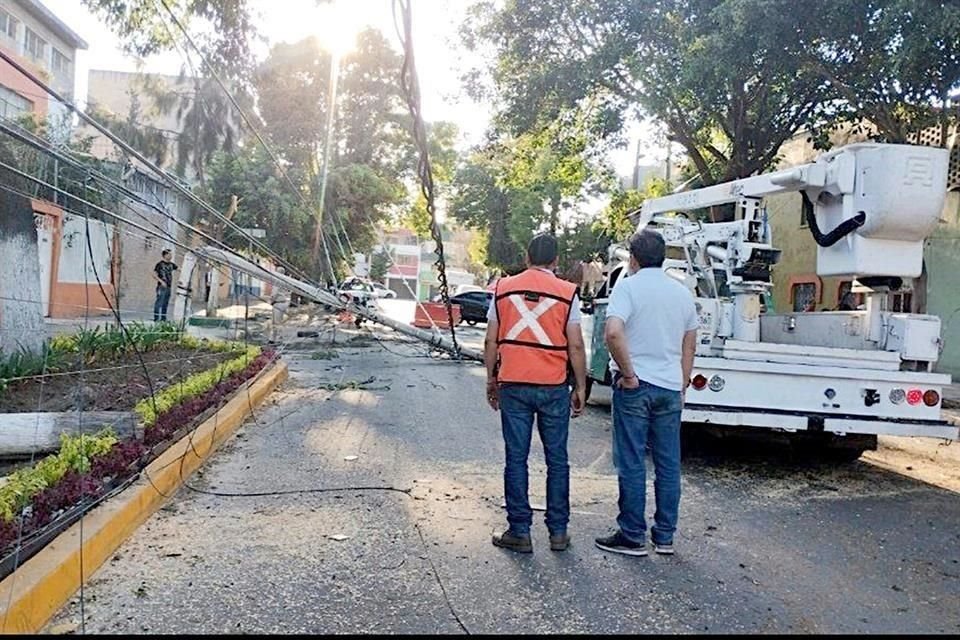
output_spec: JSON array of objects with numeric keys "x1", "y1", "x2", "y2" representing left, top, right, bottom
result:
[{"x1": 504, "y1": 294, "x2": 558, "y2": 345}]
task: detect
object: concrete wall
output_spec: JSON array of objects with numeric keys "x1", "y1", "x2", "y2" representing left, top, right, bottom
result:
[
  {"x1": 48, "y1": 212, "x2": 116, "y2": 319},
  {"x1": 0, "y1": 189, "x2": 44, "y2": 354},
  {"x1": 109, "y1": 167, "x2": 197, "y2": 319},
  {"x1": 115, "y1": 204, "x2": 188, "y2": 318}
]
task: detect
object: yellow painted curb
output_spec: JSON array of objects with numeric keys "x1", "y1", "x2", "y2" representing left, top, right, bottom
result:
[{"x1": 0, "y1": 360, "x2": 289, "y2": 634}]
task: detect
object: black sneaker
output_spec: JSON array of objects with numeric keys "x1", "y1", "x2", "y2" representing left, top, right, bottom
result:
[
  {"x1": 492, "y1": 529, "x2": 533, "y2": 553},
  {"x1": 595, "y1": 531, "x2": 648, "y2": 557}
]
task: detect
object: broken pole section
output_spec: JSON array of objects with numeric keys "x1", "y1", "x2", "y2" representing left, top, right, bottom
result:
[
  {"x1": 0, "y1": 412, "x2": 139, "y2": 459},
  {"x1": 192, "y1": 247, "x2": 483, "y2": 362}
]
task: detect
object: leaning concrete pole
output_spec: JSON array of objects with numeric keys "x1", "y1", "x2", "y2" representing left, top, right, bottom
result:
[{"x1": 194, "y1": 247, "x2": 483, "y2": 362}]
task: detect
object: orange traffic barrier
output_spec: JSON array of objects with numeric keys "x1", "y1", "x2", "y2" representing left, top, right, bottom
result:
[{"x1": 413, "y1": 302, "x2": 461, "y2": 329}]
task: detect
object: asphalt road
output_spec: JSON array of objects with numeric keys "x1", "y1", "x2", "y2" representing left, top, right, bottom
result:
[{"x1": 46, "y1": 324, "x2": 960, "y2": 634}]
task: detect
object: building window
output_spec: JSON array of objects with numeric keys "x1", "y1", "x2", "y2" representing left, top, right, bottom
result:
[
  {"x1": 791, "y1": 283, "x2": 817, "y2": 312},
  {"x1": 0, "y1": 85, "x2": 33, "y2": 118},
  {"x1": 24, "y1": 27, "x2": 46, "y2": 61},
  {"x1": 394, "y1": 254, "x2": 418, "y2": 267},
  {"x1": 51, "y1": 48, "x2": 70, "y2": 74},
  {"x1": 837, "y1": 280, "x2": 863, "y2": 310},
  {"x1": 0, "y1": 9, "x2": 18, "y2": 39},
  {"x1": 890, "y1": 291, "x2": 913, "y2": 313}
]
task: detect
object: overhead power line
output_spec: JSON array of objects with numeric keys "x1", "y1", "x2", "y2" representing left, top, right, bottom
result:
[
  {"x1": 0, "y1": 47, "x2": 311, "y2": 287},
  {"x1": 392, "y1": 0, "x2": 461, "y2": 356},
  {"x1": 154, "y1": 0, "x2": 341, "y2": 287}
]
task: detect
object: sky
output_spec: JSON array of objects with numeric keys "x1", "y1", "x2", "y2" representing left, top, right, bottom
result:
[{"x1": 42, "y1": 0, "x2": 655, "y2": 191}]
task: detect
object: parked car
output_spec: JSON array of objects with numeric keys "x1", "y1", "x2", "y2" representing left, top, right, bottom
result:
[
  {"x1": 453, "y1": 284, "x2": 484, "y2": 296},
  {"x1": 371, "y1": 281, "x2": 397, "y2": 299},
  {"x1": 448, "y1": 290, "x2": 493, "y2": 326},
  {"x1": 337, "y1": 279, "x2": 377, "y2": 303}
]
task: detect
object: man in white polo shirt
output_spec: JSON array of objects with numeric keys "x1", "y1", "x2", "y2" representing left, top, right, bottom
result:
[{"x1": 595, "y1": 230, "x2": 699, "y2": 557}]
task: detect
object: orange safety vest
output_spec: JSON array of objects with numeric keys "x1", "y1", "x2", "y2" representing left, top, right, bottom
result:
[{"x1": 494, "y1": 268, "x2": 577, "y2": 385}]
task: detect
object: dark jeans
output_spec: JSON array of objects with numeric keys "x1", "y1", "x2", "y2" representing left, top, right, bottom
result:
[
  {"x1": 499, "y1": 383, "x2": 571, "y2": 536},
  {"x1": 154, "y1": 285, "x2": 171, "y2": 322},
  {"x1": 612, "y1": 377, "x2": 683, "y2": 545}
]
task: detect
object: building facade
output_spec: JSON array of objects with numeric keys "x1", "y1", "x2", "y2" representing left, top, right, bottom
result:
[
  {"x1": 84, "y1": 69, "x2": 190, "y2": 171},
  {"x1": 0, "y1": 0, "x2": 87, "y2": 136},
  {"x1": 378, "y1": 227, "x2": 420, "y2": 300}
]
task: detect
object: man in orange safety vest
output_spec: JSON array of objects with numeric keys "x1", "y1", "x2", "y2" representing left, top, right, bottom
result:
[{"x1": 484, "y1": 233, "x2": 587, "y2": 553}]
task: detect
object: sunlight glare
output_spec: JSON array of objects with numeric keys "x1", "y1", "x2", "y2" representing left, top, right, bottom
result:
[{"x1": 316, "y1": 0, "x2": 370, "y2": 56}]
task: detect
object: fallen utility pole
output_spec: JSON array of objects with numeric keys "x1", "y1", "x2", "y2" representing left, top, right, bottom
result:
[{"x1": 174, "y1": 246, "x2": 483, "y2": 362}]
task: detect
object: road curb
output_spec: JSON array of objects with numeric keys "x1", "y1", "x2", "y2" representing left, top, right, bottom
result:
[{"x1": 0, "y1": 359, "x2": 289, "y2": 634}]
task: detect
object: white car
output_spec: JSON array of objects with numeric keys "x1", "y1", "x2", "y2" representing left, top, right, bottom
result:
[
  {"x1": 371, "y1": 282, "x2": 397, "y2": 299},
  {"x1": 337, "y1": 280, "x2": 377, "y2": 304}
]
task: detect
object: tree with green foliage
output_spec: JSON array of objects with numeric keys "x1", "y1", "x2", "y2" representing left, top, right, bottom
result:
[
  {"x1": 449, "y1": 151, "x2": 525, "y2": 272},
  {"x1": 597, "y1": 177, "x2": 671, "y2": 239},
  {"x1": 254, "y1": 30, "x2": 433, "y2": 273},
  {"x1": 804, "y1": 0, "x2": 960, "y2": 147},
  {"x1": 80, "y1": 0, "x2": 258, "y2": 76},
  {"x1": 0, "y1": 115, "x2": 120, "y2": 215},
  {"x1": 201, "y1": 146, "x2": 309, "y2": 268},
  {"x1": 368, "y1": 249, "x2": 390, "y2": 283},
  {"x1": 462, "y1": 0, "x2": 834, "y2": 192},
  {"x1": 400, "y1": 121, "x2": 460, "y2": 237}
]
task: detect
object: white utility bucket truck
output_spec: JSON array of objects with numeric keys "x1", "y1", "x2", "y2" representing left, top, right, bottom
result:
[{"x1": 582, "y1": 143, "x2": 958, "y2": 458}]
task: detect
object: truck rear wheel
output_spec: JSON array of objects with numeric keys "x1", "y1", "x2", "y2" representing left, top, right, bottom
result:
[{"x1": 584, "y1": 378, "x2": 593, "y2": 403}]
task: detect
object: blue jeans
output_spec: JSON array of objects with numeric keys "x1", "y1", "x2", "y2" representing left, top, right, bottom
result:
[
  {"x1": 154, "y1": 286, "x2": 171, "y2": 322},
  {"x1": 612, "y1": 377, "x2": 683, "y2": 545},
  {"x1": 499, "y1": 384, "x2": 571, "y2": 536}
]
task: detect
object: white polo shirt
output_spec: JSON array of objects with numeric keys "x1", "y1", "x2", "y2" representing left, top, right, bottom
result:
[
  {"x1": 487, "y1": 268, "x2": 582, "y2": 325},
  {"x1": 606, "y1": 267, "x2": 699, "y2": 391}
]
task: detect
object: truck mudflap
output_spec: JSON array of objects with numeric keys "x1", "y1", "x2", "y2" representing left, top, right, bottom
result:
[{"x1": 683, "y1": 404, "x2": 959, "y2": 440}]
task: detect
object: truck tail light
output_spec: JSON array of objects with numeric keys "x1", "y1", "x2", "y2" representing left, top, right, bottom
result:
[
  {"x1": 906, "y1": 389, "x2": 923, "y2": 406},
  {"x1": 923, "y1": 390, "x2": 940, "y2": 407},
  {"x1": 889, "y1": 388, "x2": 905, "y2": 404},
  {"x1": 708, "y1": 375, "x2": 725, "y2": 391},
  {"x1": 691, "y1": 374, "x2": 708, "y2": 390}
]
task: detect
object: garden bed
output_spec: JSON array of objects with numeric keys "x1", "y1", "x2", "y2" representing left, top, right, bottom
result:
[
  {"x1": 0, "y1": 346, "x2": 237, "y2": 413},
  {"x1": 0, "y1": 324, "x2": 277, "y2": 578}
]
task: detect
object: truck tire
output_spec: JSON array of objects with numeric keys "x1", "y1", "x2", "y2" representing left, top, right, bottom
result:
[{"x1": 584, "y1": 378, "x2": 593, "y2": 403}]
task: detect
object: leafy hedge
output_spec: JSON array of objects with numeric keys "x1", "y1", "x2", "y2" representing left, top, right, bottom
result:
[
  {"x1": 0, "y1": 431, "x2": 117, "y2": 522},
  {"x1": 134, "y1": 344, "x2": 261, "y2": 427}
]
